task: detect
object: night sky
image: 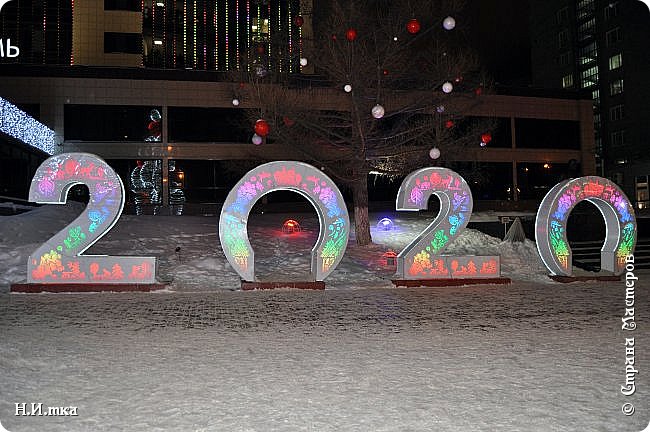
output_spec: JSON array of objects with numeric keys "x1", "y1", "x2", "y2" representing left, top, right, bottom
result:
[{"x1": 468, "y1": 0, "x2": 532, "y2": 86}]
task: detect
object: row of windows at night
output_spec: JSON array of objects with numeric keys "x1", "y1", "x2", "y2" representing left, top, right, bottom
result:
[
  {"x1": 560, "y1": 53, "x2": 622, "y2": 89},
  {"x1": 557, "y1": 1, "x2": 618, "y2": 25},
  {"x1": 557, "y1": 25, "x2": 622, "y2": 49},
  {"x1": 61, "y1": 104, "x2": 582, "y2": 150}
]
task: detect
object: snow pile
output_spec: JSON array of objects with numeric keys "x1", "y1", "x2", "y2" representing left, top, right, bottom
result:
[{"x1": 0, "y1": 204, "x2": 550, "y2": 291}]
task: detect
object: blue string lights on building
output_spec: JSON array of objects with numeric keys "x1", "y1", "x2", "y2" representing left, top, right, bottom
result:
[{"x1": 0, "y1": 98, "x2": 57, "y2": 155}]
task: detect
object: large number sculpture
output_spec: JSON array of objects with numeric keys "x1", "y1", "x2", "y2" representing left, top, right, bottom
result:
[
  {"x1": 394, "y1": 167, "x2": 500, "y2": 279},
  {"x1": 219, "y1": 161, "x2": 350, "y2": 282},
  {"x1": 22, "y1": 153, "x2": 638, "y2": 287},
  {"x1": 27, "y1": 153, "x2": 156, "y2": 284},
  {"x1": 535, "y1": 176, "x2": 636, "y2": 276}
]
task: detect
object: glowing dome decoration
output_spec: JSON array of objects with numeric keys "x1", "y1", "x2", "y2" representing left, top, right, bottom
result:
[
  {"x1": 27, "y1": 153, "x2": 156, "y2": 284},
  {"x1": 282, "y1": 219, "x2": 302, "y2": 234},
  {"x1": 377, "y1": 217, "x2": 394, "y2": 231},
  {"x1": 535, "y1": 176, "x2": 637, "y2": 276},
  {"x1": 0, "y1": 97, "x2": 57, "y2": 155},
  {"x1": 219, "y1": 161, "x2": 350, "y2": 282}
]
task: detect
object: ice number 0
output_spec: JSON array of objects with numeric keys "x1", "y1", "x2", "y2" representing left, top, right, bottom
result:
[
  {"x1": 395, "y1": 167, "x2": 500, "y2": 279},
  {"x1": 28, "y1": 153, "x2": 156, "y2": 284},
  {"x1": 535, "y1": 176, "x2": 636, "y2": 276},
  {"x1": 219, "y1": 161, "x2": 350, "y2": 282}
]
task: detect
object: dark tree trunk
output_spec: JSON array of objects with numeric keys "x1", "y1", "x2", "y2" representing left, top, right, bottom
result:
[{"x1": 351, "y1": 175, "x2": 372, "y2": 246}]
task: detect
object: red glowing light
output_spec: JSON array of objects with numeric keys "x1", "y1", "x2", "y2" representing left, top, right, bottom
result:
[
  {"x1": 282, "y1": 219, "x2": 301, "y2": 234},
  {"x1": 346, "y1": 28, "x2": 357, "y2": 41},
  {"x1": 445, "y1": 120, "x2": 455, "y2": 129},
  {"x1": 254, "y1": 119, "x2": 270, "y2": 137},
  {"x1": 406, "y1": 18, "x2": 421, "y2": 34},
  {"x1": 481, "y1": 133, "x2": 492, "y2": 144},
  {"x1": 294, "y1": 15, "x2": 304, "y2": 27}
]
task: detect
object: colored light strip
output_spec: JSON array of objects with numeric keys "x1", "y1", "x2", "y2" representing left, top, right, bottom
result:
[
  {"x1": 246, "y1": 0, "x2": 250, "y2": 72},
  {"x1": 43, "y1": 0, "x2": 47, "y2": 64},
  {"x1": 193, "y1": 0, "x2": 197, "y2": 68},
  {"x1": 0, "y1": 97, "x2": 57, "y2": 155},
  {"x1": 236, "y1": 0, "x2": 240, "y2": 69},
  {"x1": 214, "y1": 1, "x2": 218, "y2": 69},
  {"x1": 288, "y1": 0, "x2": 292, "y2": 70},
  {"x1": 277, "y1": 0, "x2": 282, "y2": 71},
  {"x1": 203, "y1": 1, "x2": 207, "y2": 69},
  {"x1": 225, "y1": 0, "x2": 229, "y2": 69},
  {"x1": 267, "y1": 1, "x2": 271, "y2": 69},
  {"x1": 183, "y1": 0, "x2": 187, "y2": 67},
  {"x1": 70, "y1": 0, "x2": 74, "y2": 64}
]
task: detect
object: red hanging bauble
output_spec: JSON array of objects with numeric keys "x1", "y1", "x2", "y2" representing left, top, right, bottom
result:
[
  {"x1": 406, "y1": 18, "x2": 421, "y2": 34},
  {"x1": 346, "y1": 28, "x2": 357, "y2": 41},
  {"x1": 294, "y1": 15, "x2": 304, "y2": 27},
  {"x1": 383, "y1": 69, "x2": 389, "y2": 76},
  {"x1": 475, "y1": 87, "x2": 483, "y2": 96},
  {"x1": 445, "y1": 120, "x2": 455, "y2": 129},
  {"x1": 254, "y1": 119, "x2": 270, "y2": 137},
  {"x1": 481, "y1": 133, "x2": 492, "y2": 144}
]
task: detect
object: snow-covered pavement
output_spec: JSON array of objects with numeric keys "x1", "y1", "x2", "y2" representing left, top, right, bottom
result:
[{"x1": 1, "y1": 282, "x2": 648, "y2": 431}]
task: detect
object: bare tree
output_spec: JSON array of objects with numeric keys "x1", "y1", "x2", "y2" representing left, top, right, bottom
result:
[{"x1": 237, "y1": 0, "x2": 491, "y2": 246}]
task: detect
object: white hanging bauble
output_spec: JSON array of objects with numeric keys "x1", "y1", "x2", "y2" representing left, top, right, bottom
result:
[
  {"x1": 252, "y1": 134, "x2": 263, "y2": 145},
  {"x1": 232, "y1": 98, "x2": 240, "y2": 106},
  {"x1": 429, "y1": 147, "x2": 441, "y2": 159},
  {"x1": 442, "y1": 81, "x2": 453, "y2": 93},
  {"x1": 443, "y1": 16, "x2": 456, "y2": 30},
  {"x1": 344, "y1": 84, "x2": 352, "y2": 93},
  {"x1": 371, "y1": 104, "x2": 385, "y2": 119}
]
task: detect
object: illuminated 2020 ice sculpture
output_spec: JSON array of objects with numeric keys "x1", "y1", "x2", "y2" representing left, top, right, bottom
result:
[
  {"x1": 535, "y1": 176, "x2": 636, "y2": 276},
  {"x1": 28, "y1": 153, "x2": 157, "y2": 284},
  {"x1": 395, "y1": 167, "x2": 500, "y2": 279},
  {"x1": 219, "y1": 161, "x2": 350, "y2": 282}
]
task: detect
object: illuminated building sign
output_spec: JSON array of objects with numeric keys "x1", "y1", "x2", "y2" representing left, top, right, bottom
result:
[
  {"x1": 535, "y1": 176, "x2": 636, "y2": 276},
  {"x1": 219, "y1": 161, "x2": 349, "y2": 282},
  {"x1": 27, "y1": 153, "x2": 157, "y2": 284}
]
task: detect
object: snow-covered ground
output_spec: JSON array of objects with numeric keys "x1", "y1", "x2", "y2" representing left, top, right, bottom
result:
[
  {"x1": 0, "y1": 204, "x2": 648, "y2": 431},
  {"x1": 0, "y1": 202, "x2": 550, "y2": 291}
]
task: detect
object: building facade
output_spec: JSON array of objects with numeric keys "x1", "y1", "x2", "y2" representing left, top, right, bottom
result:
[
  {"x1": 0, "y1": 0, "x2": 596, "y2": 212},
  {"x1": 530, "y1": 0, "x2": 650, "y2": 207}
]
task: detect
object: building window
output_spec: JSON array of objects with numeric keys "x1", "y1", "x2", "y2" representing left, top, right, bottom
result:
[
  {"x1": 606, "y1": 27, "x2": 622, "y2": 46},
  {"x1": 580, "y1": 65, "x2": 599, "y2": 88},
  {"x1": 104, "y1": 0, "x2": 140, "y2": 11},
  {"x1": 593, "y1": 113, "x2": 601, "y2": 129},
  {"x1": 608, "y1": 53, "x2": 622, "y2": 70},
  {"x1": 104, "y1": 32, "x2": 142, "y2": 54},
  {"x1": 610, "y1": 79, "x2": 624, "y2": 95},
  {"x1": 562, "y1": 74, "x2": 574, "y2": 88},
  {"x1": 611, "y1": 130, "x2": 626, "y2": 146},
  {"x1": 558, "y1": 30, "x2": 569, "y2": 48},
  {"x1": 577, "y1": 18, "x2": 596, "y2": 41},
  {"x1": 557, "y1": 7, "x2": 569, "y2": 24},
  {"x1": 559, "y1": 51, "x2": 571, "y2": 66},
  {"x1": 578, "y1": 41, "x2": 597, "y2": 65},
  {"x1": 605, "y1": 2, "x2": 619, "y2": 20},
  {"x1": 610, "y1": 104, "x2": 624, "y2": 121},
  {"x1": 577, "y1": 0, "x2": 595, "y2": 19}
]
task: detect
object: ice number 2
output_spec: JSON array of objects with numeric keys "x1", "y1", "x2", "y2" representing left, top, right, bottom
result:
[
  {"x1": 28, "y1": 153, "x2": 156, "y2": 284},
  {"x1": 395, "y1": 167, "x2": 500, "y2": 279},
  {"x1": 535, "y1": 175, "x2": 636, "y2": 276}
]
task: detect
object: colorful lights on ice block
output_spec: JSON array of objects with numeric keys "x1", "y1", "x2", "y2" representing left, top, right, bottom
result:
[
  {"x1": 282, "y1": 219, "x2": 301, "y2": 234},
  {"x1": 219, "y1": 161, "x2": 350, "y2": 282},
  {"x1": 377, "y1": 217, "x2": 394, "y2": 231},
  {"x1": 394, "y1": 167, "x2": 500, "y2": 279},
  {"x1": 535, "y1": 176, "x2": 636, "y2": 276},
  {"x1": 27, "y1": 153, "x2": 157, "y2": 284}
]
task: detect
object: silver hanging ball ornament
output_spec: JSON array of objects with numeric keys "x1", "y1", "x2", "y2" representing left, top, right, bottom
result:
[
  {"x1": 252, "y1": 134, "x2": 263, "y2": 145},
  {"x1": 442, "y1": 81, "x2": 453, "y2": 93},
  {"x1": 300, "y1": 57, "x2": 308, "y2": 66},
  {"x1": 443, "y1": 16, "x2": 456, "y2": 30},
  {"x1": 429, "y1": 147, "x2": 441, "y2": 159},
  {"x1": 344, "y1": 84, "x2": 352, "y2": 93},
  {"x1": 232, "y1": 98, "x2": 240, "y2": 106},
  {"x1": 371, "y1": 104, "x2": 385, "y2": 119}
]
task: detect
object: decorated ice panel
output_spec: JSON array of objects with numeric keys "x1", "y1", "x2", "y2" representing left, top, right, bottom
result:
[
  {"x1": 219, "y1": 161, "x2": 350, "y2": 282},
  {"x1": 395, "y1": 167, "x2": 501, "y2": 279},
  {"x1": 27, "y1": 153, "x2": 156, "y2": 284},
  {"x1": 535, "y1": 176, "x2": 636, "y2": 276}
]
